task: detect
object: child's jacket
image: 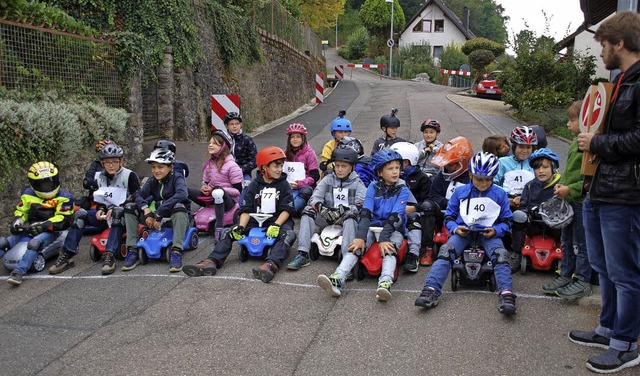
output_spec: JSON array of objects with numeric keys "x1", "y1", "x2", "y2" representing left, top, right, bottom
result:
[
  {"x1": 445, "y1": 183, "x2": 512, "y2": 238},
  {"x1": 202, "y1": 154, "x2": 244, "y2": 202},
  {"x1": 288, "y1": 143, "x2": 319, "y2": 188},
  {"x1": 370, "y1": 136, "x2": 406, "y2": 156},
  {"x1": 309, "y1": 171, "x2": 366, "y2": 214},
  {"x1": 14, "y1": 188, "x2": 74, "y2": 231},
  {"x1": 494, "y1": 155, "x2": 535, "y2": 196},
  {"x1": 557, "y1": 140, "x2": 584, "y2": 203},
  {"x1": 415, "y1": 139, "x2": 443, "y2": 176},
  {"x1": 356, "y1": 180, "x2": 411, "y2": 242},
  {"x1": 229, "y1": 130, "x2": 257, "y2": 176},
  {"x1": 429, "y1": 171, "x2": 470, "y2": 210},
  {"x1": 241, "y1": 173, "x2": 295, "y2": 226},
  {"x1": 520, "y1": 173, "x2": 562, "y2": 213},
  {"x1": 404, "y1": 167, "x2": 432, "y2": 204},
  {"x1": 134, "y1": 171, "x2": 189, "y2": 218}
]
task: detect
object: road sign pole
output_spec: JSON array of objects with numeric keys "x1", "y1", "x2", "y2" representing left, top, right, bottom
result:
[{"x1": 388, "y1": 0, "x2": 394, "y2": 79}]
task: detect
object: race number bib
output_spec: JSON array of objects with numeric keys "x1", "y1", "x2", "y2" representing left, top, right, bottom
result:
[
  {"x1": 503, "y1": 170, "x2": 534, "y2": 195},
  {"x1": 93, "y1": 187, "x2": 127, "y2": 207},
  {"x1": 259, "y1": 187, "x2": 277, "y2": 214},
  {"x1": 459, "y1": 197, "x2": 501, "y2": 227},
  {"x1": 283, "y1": 162, "x2": 305, "y2": 183},
  {"x1": 445, "y1": 181, "x2": 465, "y2": 200},
  {"x1": 332, "y1": 187, "x2": 349, "y2": 208}
]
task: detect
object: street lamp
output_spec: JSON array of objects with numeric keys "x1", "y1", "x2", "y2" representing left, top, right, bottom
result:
[{"x1": 386, "y1": 0, "x2": 394, "y2": 78}]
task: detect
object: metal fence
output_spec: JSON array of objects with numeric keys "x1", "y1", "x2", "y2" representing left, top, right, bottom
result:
[
  {"x1": 250, "y1": 0, "x2": 323, "y2": 61},
  {"x1": 0, "y1": 18, "x2": 121, "y2": 107}
]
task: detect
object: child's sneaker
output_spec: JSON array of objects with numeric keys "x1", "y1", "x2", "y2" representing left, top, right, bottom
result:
[
  {"x1": 252, "y1": 261, "x2": 278, "y2": 283},
  {"x1": 317, "y1": 274, "x2": 342, "y2": 297},
  {"x1": 498, "y1": 291, "x2": 517, "y2": 316},
  {"x1": 169, "y1": 249, "x2": 183, "y2": 273},
  {"x1": 419, "y1": 247, "x2": 434, "y2": 266},
  {"x1": 587, "y1": 347, "x2": 640, "y2": 374},
  {"x1": 556, "y1": 280, "x2": 591, "y2": 300},
  {"x1": 542, "y1": 275, "x2": 572, "y2": 294},
  {"x1": 415, "y1": 287, "x2": 439, "y2": 308},
  {"x1": 568, "y1": 330, "x2": 610, "y2": 349},
  {"x1": 7, "y1": 270, "x2": 23, "y2": 285},
  {"x1": 376, "y1": 281, "x2": 393, "y2": 301},
  {"x1": 48, "y1": 250, "x2": 76, "y2": 275},
  {"x1": 101, "y1": 252, "x2": 116, "y2": 275},
  {"x1": 286, "y1": 252, "x2": 310, "y2": 270},
  {"x1": 403, "y1": 253, "x2": 419, "y2": 273},
  {"x1": 121, "y1": 249, "x2": 140, "y2": 271}
]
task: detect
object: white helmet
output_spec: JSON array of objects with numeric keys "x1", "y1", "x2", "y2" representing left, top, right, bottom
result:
[
  {"x1": 539, "y1": 196, "x2": 574, "y2": 229},
  {"x1": 390, "y1": 142, "x2": 420, "y2": 166},
  {"x1": 145, "y1": 148, "x2": 175, "y2": 165}
]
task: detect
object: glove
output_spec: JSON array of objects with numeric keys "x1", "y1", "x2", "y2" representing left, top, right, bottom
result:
[
  {"x1": 11, "y1": 217, "x2": 24, "y2": 235},
  {"x1": 302, "y1": 205, "x2": 316, "y2": 218},
  {"x1": 27, "y1": 221, "x2": 52, "y2": 237},
  {"x1": 266, "y1": 224, "x2": 281, "y2": 238},
  {"x1": 231, "y1": 225, "x2": 245, "y2": 241},
  {"x1": 321, "y1": 206, "x2": 346, "y2": 224}
]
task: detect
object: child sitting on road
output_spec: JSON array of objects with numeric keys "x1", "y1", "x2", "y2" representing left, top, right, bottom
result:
[
  {"x1": 335, "y1": 137, "x2": 376, "y2": 188},
  {"x1": 188, "y1": 130, "x2": 243, "y2": 240},
  {"x1": 183, "y1": 146, "x2": 296, "y2": 283},
  {"x1": 224, "y1": 112, "x2": 257, "y2": 188},
  {"x1": 121, "y1": 148, "x2": 190, "y2": 273},
  {"x1": 317, "y1": 149, "x2": 410, "y2": 302},
  {"x1": 154, "y1": 139, "x2": 190, "y2": 178},
  {"x1": 494, "y1": 126, "x2": 538, "y2": 209},
  {"x1": 287, "y1": 147, "x2": 366, "y2": 270},
  {"x1": 389, "y1": 142, "x2": 432, "y2": 273},
  {"x1": 415, "y1": 152, "x2": 517, "y2": 316},
  {"x1": 547, "y1": 101, "x2": 591, "y2": 299},
  {"x1": 510, "y1": 148, "x2": 562, "y2": 272},
  {"x1": 0, "y1": 162, "x2": 74, "y2": 285},
  {"x1": 284, "y1": 123, "x2": 319, "y2": 214},
  {"x1": 482, "y1": 134, "x2": 511, "y2": 158},
  {"x1": 320, "y1": 110, "x2": 352, "y2": 173},
  {"x1": 371, "y1": 108, "x2": 406, "y2": 155},
  {"x1": 415, "y1": 119, "x2": 444, "y2": 177},
  {"x1": 418, "y1": 136, "x2": 473, "y2": 266},
  {"x1": 50, "y1": 142, "x2": 140, "y2": 275},
  {"x1": 77, "y1": 139, "x2": 110, "y2": 209}
]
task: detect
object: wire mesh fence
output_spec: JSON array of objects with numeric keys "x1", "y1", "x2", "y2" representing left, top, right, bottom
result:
[{"x1": 0, "y1": 19, "x2": 121, "y2": 107}]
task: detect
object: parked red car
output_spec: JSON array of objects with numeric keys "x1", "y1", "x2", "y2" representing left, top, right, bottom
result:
[{"x1": 476, "y1": 71, "x2": 502, "y2": 98}]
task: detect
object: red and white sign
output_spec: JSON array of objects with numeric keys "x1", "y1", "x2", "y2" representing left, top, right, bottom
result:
[
  {"x1": 346, "y1": 63, "x2": 386, "y2": 69},
  {"x1": 316, "y1": 72, "x2": 324, "y2": 104},
  {"x1": 211, "y1": 94, "x2": 240, "y2": 130},
  {"x1": 335, "y1": 65, "x2": 344, "y2": 79},
  {"x1": 439, "y1": 69, "x2": 471, "y2": 76}
]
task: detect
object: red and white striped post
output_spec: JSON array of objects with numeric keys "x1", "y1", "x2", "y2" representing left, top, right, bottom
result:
[
  {"x1": 346, "y1": 63, "x2": 386, "y2": 80},
  {"x1": 211, "y1": 94, "x2": 241, "y2": 130},
  {"x1": 334, "y1": 65, "x2": 344, "y2": 79},
  {"x1": 315, "y1": 72, "x2": 324, "y2": 104}
]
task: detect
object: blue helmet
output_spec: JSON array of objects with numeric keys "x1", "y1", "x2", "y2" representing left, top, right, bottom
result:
[
  {"x1": 470, "y1": 151, "x2": 500, "y2": 178},
  {"x1": 529, "y1": 147, "x2": 560, "y2": 170},
  {"x1": 371, "y1": 149, "x2": 403, "y2": 175},
  {"x1": 330, "y1": 117, "x2": 352, "y2": 137}
]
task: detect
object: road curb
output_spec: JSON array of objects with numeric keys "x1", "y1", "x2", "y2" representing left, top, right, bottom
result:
[{"x1": 446, "y1": 93, "x2": 500, "y2": 135}]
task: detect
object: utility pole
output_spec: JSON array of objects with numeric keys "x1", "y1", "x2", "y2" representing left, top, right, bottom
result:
[{"x1": 335, "y1": 15, "x2": 338, "y2": 49}]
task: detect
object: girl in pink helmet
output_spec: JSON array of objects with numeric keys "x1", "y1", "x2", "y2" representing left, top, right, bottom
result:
[{"x1": 284, "y1": 123, "x2": 319, "y2": 214}]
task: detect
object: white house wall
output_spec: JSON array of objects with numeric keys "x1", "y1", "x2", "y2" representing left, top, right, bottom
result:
[
  {"x1": 399, "y1": 4, "x2": 469, "y2": 56},
  {"x1": 573, "y1": 16, "x2": 611, "y2": 80}
]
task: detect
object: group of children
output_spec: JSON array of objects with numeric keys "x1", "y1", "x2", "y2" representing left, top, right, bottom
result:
[{"x1": 0, "y1": 102, "x2": 592, "y2": 317}]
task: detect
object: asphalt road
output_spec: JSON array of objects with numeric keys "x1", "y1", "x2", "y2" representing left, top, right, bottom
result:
[{"x1": 0, "y1": 48, "x2": 624, "y2": 376}]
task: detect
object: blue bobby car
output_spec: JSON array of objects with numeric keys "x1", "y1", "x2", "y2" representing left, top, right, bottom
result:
[
  {"x1": 136, "y1": 225, "x2": 199, "y2": 263},
  {"x1": 237, "y1": 213, "x2": 277, "y2": 262}
]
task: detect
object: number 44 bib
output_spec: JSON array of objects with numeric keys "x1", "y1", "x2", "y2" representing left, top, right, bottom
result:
[{"x1": 460, "y1": 197, "x2": 501, "y2": 228}]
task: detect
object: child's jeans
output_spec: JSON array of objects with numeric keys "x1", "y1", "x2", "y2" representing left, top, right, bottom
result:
[
  {"x1": 63, "y1": 210, "x2": 108, "y2": 254},
  {"x1": 4, "y1": 232, "x2": 56, "y2": 275},
  {"x1": 297, "y1": 210, "x2": 357, "y2": 255},
  {"x1": 292, "y1": 187, "x2": 314, "y2": 215},
  {"x1": 425, "y1": 233, "x2": 513, "y2": 294},
  {"x1": 560, "y1": 201, "x2": 590, "y2": 282}
]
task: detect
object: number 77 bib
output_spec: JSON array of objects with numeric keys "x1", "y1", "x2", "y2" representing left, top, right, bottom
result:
[
  {"x1": 259, "y1": 187, "x2": 277, "y2": 214},
  {"x1": 459, "y1": 197, "x2": 501, "y2": 228}
]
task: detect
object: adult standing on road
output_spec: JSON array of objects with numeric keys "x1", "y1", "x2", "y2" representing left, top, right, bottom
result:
[{"x1": 572, "y1": 11, "x2": 640, "y2": 374}]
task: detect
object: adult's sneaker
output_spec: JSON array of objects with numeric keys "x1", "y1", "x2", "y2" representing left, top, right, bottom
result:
[
  {"x1": 403, "y1": 252, "x2": 419, "y2": 273},
  {"x1": 556, "y1": 280, "x2": 591, "y2": 300},
  {"x1": 587, "y1": 347, "x2": 640, "y2": 374},
  {"x1": 121, "y1": 249, "x2": 140, "y2": 271},
  {"x1": 169, "y1": 249, "x2": 183, "y2": 273},
  {"x1": 376, "y1": 281, "x2": 393, "y2": 301},
  {"x1": 287, "y1": 252, "x2": 310, "y2": 270},
  {"x1": 49, "y1": 250, "x2": 75, "y2": 275},
  {"x1": 101, "y1": 252, "x2": 116, "y2": 275},
  {"x1": 542, "y1": 275, "x2": 572, "y2": 294},
  {"x1": 317, "y1": 274, "x2": 342, "y2": 297},
  {"x1": 415, "y1": 287, "x2": 439, "y2": 308},
  {"x1": 7, "y1": 270, "x2": 23, "y2": 285},
  {"x1": 498, "y1": 291, "x2": 517, "y2": 316},
  {"x1": 568, "y1": 330, "x2": 610, "y2": 349}
]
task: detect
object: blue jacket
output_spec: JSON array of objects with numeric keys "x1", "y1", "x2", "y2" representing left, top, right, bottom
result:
[
  {"x1": 134, "y1": 170, "x2": 190, "y2": 219},
  {"x1": 356, "y1": 180, "x2": 410, "y2": 242},
  {"x1": 444, "y1": 183, "x2": 512, "y2": 239},
  {"x1": 355, "y1": 156, "x2": 375, "y2": 188},
  {"x1": 494, "y1": 155, "x2": 534, "y2": 196},
  {"x1": 429, "y1": 170, "x2": 470, "y2": 210},
  {"x1": 520, "y1": 173, "x2": 561, "y2": 213}
]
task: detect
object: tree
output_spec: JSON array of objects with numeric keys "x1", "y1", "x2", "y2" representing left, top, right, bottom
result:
[
  {"x1": 300, "y1": 0, "x2": 347, "y2": 29},
  {"x1": 462, "y1": 37, "x2": 505, "y2": 88},
  {"x1": 359, "y1": 0, "x2": 405, "y2": 56},
  {"x1": 443, "y1": 0, "x2": 508, "y2": 44}
]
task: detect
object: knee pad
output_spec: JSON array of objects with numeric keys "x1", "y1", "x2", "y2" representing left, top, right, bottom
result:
[
  {"x1": 71, "y1": 209, "x2": 88, "y2": 229},
  {"x1": 437, "y1": 244, "x2": 455, "y2": 261},
  {"x1": 419, "y1": 200, "x2": 438, "y2": 215},
  {"x1": 124, "y1": 202, "x2": 138, "y2": 215},
  {"x1": 110, "y1": 207, "x2": 125, "y2": 227},
  {"x1": 0, "y1": 236, "x2": 8, "y2": 251},
  {"x1": 27, "y1": 239, "x2": 44, "y2": 252},
  {"x1": 298, "y1": 186, "x2": 313, "y2": 201},
  {"x1": 211, "y1": 189, "x2": 225, "y2": 205},
  {"x1": 407, "y1": 212, "x2": 422, "y2": 231},
  {"x1": 495, "y1": 248, "x2": 510, "y2": 264},
  {"x1": 281, "y1": 230, "x2": 297, "y2": 247},
  {"x1": 385, "y1": 213, "x2": 404, "y2": 232},
  {"x1": 512, "y1": 210, "x2": 529, "y2": 224},
  {"x1": 172, "y1": 203, "x2": 188, "y2": 214}
]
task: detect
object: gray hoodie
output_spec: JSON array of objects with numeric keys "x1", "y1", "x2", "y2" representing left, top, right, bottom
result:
[{"x1": 309, "y1": 171, "x2": 367, "y2": 214}]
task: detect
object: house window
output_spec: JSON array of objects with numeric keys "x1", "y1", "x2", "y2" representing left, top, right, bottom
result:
[
  {"x1": 413, "y1": 19, "x2": 432, "y2": 32},
  {"x1": 434, "y1": 19, "x2": 444, "y2": 32},
  {"x1": 433, "y1": 46, "x2": 443, "y2": 58}
]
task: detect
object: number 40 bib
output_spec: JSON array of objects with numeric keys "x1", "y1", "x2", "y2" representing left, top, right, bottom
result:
[{"x1": 459, "y1": 197, "x2": 501, "y2": 228}]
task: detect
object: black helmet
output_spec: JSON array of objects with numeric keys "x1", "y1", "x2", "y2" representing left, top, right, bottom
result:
[
  {"x1": 154, "y1": 139, "x2": 176, "y2": 153},
  {"x1": 211, "y1": 130, "x2": 232, "y2": 149},
  {"x1": 337, "y1": 136, "x2": 364, "y2": 157},
  {"x1": 224, "y1": 112, "x2": 242, "y2": 125},
  {"x1": 380, "y1": 114, "x2": 400, "y2": 129},
  {"x1": 331, "y1": 148, "x2": 359, "y2": 164},
  {"x1": 100, "y1": 143, "x2": 124, "y2": 159}
]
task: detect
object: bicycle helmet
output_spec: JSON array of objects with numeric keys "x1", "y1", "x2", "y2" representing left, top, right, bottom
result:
[
  {"x1": 331, "y1": 148, "x2": 359, "y2": 165},
  {"x1": 27, "y1": 161, "x2": 60, "y2": 199},
  {"x1": 539, "y1": 196, "x2": 574, "y2": 229},
  {"x1": 529, "y1": 125, "x2": 548, "y2": 149},
  {"x1": 256, "y1": 146, "x2": 286, "y2": 178},
  {"x1": 380, "y1": 114, "x2": 400, "y2": 129},
  {"x1": 224, "y1": 112, "x2": 243, "y2": 125},
  {"x1": 371, "y1": 149, "x2": 403, "y2": 175},
  {"x1": 286, "y1": 123, "x2": 308, "y2": 135},
  {"x1": 95, "y1": 139, "x2": 113, "y2": 153},
  {"x1": 100, "y1": 143, "x2": 124, "y2": 159},
  {"x1": 510, "y1": 126, "x2": 538, "y2": 145},
  {"x1": 529, "y1": 148, "x2": 560, "y2": 170},
  {"x1": 145, "y1": 148, "x2": 175, "y2": 165},
  {"x1": 154, "y1": 139, "x2": 177, "y2": 153},
  {"x1": 430, "y1": 136, "x2": 473, "y2": 181},
  {"x1": 210, "y1": 130, "x2": 232, "y2": 149},
  {"x1": 390, "y1": 142, "x2": 420, "y2": 166},
  {"x1": 330, "y1": 117, "x2": 352, "y2": 137},
  {"x1": 420, "y1": 119, "x2": 441, "y2": 133},
  {"x1": 470, "y1": 152, "x2": 500, "y2": 178},
  {"x1": 337, "y1": 136, "x2": 364, "y2": 157}
]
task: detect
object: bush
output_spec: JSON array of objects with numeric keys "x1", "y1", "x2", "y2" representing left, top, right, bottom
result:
[
  {"x1": 439, "y1": 42, "x2": 468, "y2": 70},
  {"x1": 395, "y1": 43, "x2": 436, "y2": 79},
  {"x1": 462, "y1": 37, "x2": 505, "y2": 57},
  {"x1": 341, "y1": 27, "x2": 369, "y2": 60}
]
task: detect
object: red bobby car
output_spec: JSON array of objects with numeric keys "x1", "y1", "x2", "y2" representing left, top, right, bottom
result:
[
  {"x1": 520, "y1": 234, "x2": 562, "y2": 274},
  {"x1": 89, "y1": 224, "x2": 145, "y2": 261},
  {"x1": 354, "y1": 227, "x2": 408, "y2": 282}
]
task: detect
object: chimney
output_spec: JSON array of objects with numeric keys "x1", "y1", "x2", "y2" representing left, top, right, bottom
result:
[{"x1": 463, "y1": 7, "x2": 470, "y2": 31}]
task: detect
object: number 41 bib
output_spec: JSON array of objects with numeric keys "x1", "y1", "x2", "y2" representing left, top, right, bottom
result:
[{"x1": 459, "y1": 197, "x2": 501, "y2": 228}]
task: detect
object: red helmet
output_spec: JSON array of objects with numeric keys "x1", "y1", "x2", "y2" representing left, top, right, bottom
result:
[
  {"x1": 420, "y1": 119, "x2": 441, "y2": 133},
  {"x1": 430, "y1": 136, "x2": 473, "y2": 181},
  {"x1": 286, "y1": 123, "x2": 307, "y2": 135},
  {"x1": 510, "y1": 126, "x2": 538, "y2": 145},
  {"x1": 256, "y1": 146, "x2": 286, "y2": 178}
]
